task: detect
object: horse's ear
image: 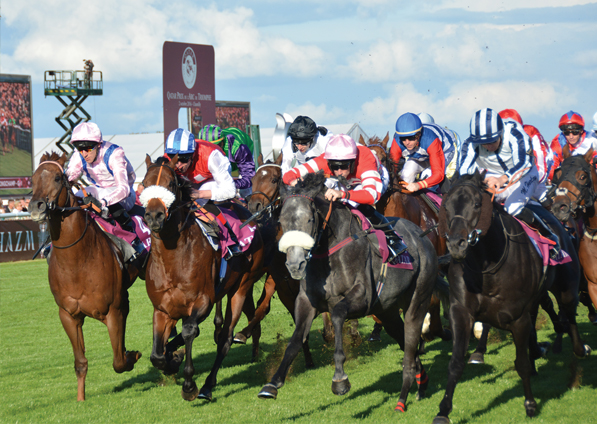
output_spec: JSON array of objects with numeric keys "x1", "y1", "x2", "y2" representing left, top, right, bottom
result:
[
  {"x1": 584, "y1": 147, "x2": 593, "y2": 164},
  {"x1": 563, "y1": 144, "x2": 571, "y2": 159},
  {"x1": 169, "y1": 154, "x2": 179, "y2": 169},
  {"x1": 257, "y1": 153, "x2": 264, "y2": 167},
  {"x1": 274, "y1": 152, "x2": 283, "y2": 166},
  {"x1": 382, "y1": 132, "x2": 390, "y2": 149},
  {"x1": 58, "y1": 153, "x2": 68, "y2": 168},
  {"x1": 358, "y1": 135, "x2": 367, "y2": 146},
  {"x1": 145, "y1": 154, "x2": 152, "y2": 168},
  {"x1": 477, "y1": 192, "x2": 493, "y2": 236}
]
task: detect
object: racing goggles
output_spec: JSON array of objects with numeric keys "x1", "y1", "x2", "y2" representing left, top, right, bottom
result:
[
  {"x1": 73, "y1": 142, "x2": 98, "y2": 152},
  {"x1": 328, "y1": 160, "x2": 353, "y2": 171},
  {"x1": 176, "y1": 154, "x2": 193, "y2": 163},
  {"x1": 292, "y1": 137, "x2": 313, "y2": 146},
  {"x1": 563, "y1": 129, "x2": 582, "y2": 136}
]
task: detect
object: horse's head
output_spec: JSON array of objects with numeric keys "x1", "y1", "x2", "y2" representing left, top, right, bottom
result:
[
  {"x1": 140, "y1": 154, "x2": 184, "y2": 232},
  {"x1": 438, "y1": 171, "x2": 493, "y2": 261},
  {"x1": 248, "y1": 162, "x2": 282, "y2": 214},
  {"x1": 360, "y1": 133, "x2": 390, "y2": 169},
  {"x1": 278, "y1": 172, "x2": 327, "y2": 279},
  {"x1": 29, "y1": 152, "x2": 71, "y2": 222},
  {"x1": 550, "y1": 149, "x2": 597, "y2": 222}
]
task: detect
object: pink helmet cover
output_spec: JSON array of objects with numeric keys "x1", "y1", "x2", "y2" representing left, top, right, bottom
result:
[
  {"x1": 324, "y1": 134, "x2": 358, "y2": 160},
  {"x1": 71, "y1": 122, "x2": 103, "y2": 144}
]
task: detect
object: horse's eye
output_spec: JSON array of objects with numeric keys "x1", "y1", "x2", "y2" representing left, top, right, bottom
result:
[
  {"x1": 475, "y1": 203, "x2": 481, "y2": 208},
  {"x1": 579, "y1": 174, "x2": 586, "y2": 180},
  {"x1": 55, "y1": 175, "x2": 61, "y2": 182},
  {"x1": 272, "y1": 178, "x2": 279, "y2": 184}
]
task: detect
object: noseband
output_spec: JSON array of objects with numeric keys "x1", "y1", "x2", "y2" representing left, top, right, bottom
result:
[{"x1": 141, "y1": 162, "x2": 182, "y2": 220}]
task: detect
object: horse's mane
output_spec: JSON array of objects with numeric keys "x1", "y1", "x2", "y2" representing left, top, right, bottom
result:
[
  {"x1": 450, "y1": 170, "x2": 488, "y2": 193},
  {"x1": 40, "y1": 151, "x2": 63, "y2": 164},
  {"x1": 154, "y1": 156, "x2": 194, "y2": 202},
  {"x1": 283, "y1": 171, "x2": 327, "y2": 200}
]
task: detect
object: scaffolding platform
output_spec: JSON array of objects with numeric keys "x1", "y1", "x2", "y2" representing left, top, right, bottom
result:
[{"x1": 44, "y1": 70, "x2": 103, "y2": 96}]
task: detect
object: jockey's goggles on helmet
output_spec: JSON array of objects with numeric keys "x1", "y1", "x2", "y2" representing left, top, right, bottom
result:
[
  {"x1": 292, "y1": 137, "x2": 313, "y2": 146},
  {"x1": 176, "y1": 154, "x2": 193, "y2": 163},
  {"x1": 399, "y1": 133, "x2": 420, "y2": 142},
  {"x1": 328, "y1": 160, "x2": 353, "y2": 171},
  {"x1": 73, "y1": 141, "x2": 98, "y2": 152}
]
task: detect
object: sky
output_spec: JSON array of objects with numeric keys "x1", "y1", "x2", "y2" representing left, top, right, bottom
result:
[{"x1": 2, "y1": 0, "x2": 597, "y2": 147}]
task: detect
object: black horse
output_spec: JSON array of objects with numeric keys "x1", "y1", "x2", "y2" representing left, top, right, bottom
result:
[
  {"x1": 258, "y1": 172, "x2": 439, "y2": 412},
  {"x1": 433, "y1": 171, "x2": 589, "y2": 423}
]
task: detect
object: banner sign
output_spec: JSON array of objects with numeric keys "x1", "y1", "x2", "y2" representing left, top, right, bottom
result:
[
  {"x1": 163, "y1": 42, "x2": 215, "y2": 143},
  {"x1": 0, "y1": 219, "x2": 45, "y2": 262}
]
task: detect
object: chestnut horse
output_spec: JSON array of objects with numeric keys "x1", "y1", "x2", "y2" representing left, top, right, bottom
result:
[
  {"x1": 550, "y1": 148, "x2": 597, "y2": 323},
  {"x1": 359, "y1": 134, "x2": 450, "y2": 343},
  {"x1": 29, "y1": 152, "x2": 141, "y2": 401},
  {"x1": 141, "y1": 155, "x2": 265, "y2": 401}
]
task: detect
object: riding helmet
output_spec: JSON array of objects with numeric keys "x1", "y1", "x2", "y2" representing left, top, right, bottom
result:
[
  {"x1": 324, "y1": 134, "x2": 358, "y2": 160},
  {"x1": 395, "y1": 113, "x2": 423, "y2": 137},
  {"x1": 165, "y1": 128, "x2": 196, "y2": 155},
  {"x1": 70, "y1": 122, "x2": 103, "y2": 146},
  {"x1": 469, "y1": 108, "x2": 504, "y2": 145},
  {"x1": 558, "y1": 111, "x2": 585, "y2": 132},
  {"x1": 498, "y1": 109, "x2": 523, "y2": 126}
]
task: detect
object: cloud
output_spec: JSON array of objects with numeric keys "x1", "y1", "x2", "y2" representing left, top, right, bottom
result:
[
  {"x1": 2, "y1": 1, "x2": 325, "y2": 83},
  {"x1": 358, "y1": 80, "x2": 567, "y2": 135},
  {"x1": 436, "y1": 0, "x2": 596, "y2": 12},
  {"x1": 284, "y1": 101, "x2": 346, "y2": 124}
]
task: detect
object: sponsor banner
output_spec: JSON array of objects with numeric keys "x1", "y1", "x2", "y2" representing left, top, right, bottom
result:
[
  {"x1": 0, "y1": 219, "x2": 45, "y2": 262},
  {"x1": 0, "y1": 176, "x2": 32, "y2": 190}
]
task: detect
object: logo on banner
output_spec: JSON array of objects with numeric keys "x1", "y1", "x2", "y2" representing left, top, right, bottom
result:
[{"x1": 182, "y1": 47, "x2": 197, "y2": 89}]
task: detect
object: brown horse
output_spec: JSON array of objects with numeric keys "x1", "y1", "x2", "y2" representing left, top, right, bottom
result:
[
  {"x1": 29, "y1": 152, "x2": 141, "y2": 401},
  {"x1": 141, "y1": 155, "x2": 265, "y2": 401},
  {"x1": 359, "y1": 134, "x2": 451, "y2": 343},
  {"x1": 550, "y1": 147, "x2": 597, "y2": 323}
]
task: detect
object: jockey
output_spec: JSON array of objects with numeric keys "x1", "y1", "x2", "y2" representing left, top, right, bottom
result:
[
  {"x1": 164, "y1": 128, "x2": 241, "y2": 258},
  {"x1": 197, "y1": 124, "x2": 256, "y2": 199},
  {"x1": 549, "y1": 111, "x2": 597, "y2": 181},
  {"x1": 389, "y1": 112, "x2": 456, "y2": 193},
  {"x1": 65, "y1": 121, "x2": 144, "y2": 257},
  {"x1": 459, "y1": 108, "x2": 560, "y2": 258},
  {"x1": 280, "y1": 115, "x2": 334, "y2": 175},
  {"x1": 283, "y1": 134, "x2": 407, "y2": 262},
  {"x1": 498, "y1": 108, "x2": 553, "y2": 205}
]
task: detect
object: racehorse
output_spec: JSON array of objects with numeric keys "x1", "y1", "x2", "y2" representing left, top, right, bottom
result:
[
  {"x1": 258, "y1": 172, "x2": 439, "y2": 412},
  {"x1": 359, "y1": 134, "x2": 451, "y2": 343},
  {"x1": 28, "y1": 152, "x2": 142, "y2": 401},
  {"x1": 141, "y1": 154, "x2": 265, "y2": 401},
  {"x1": 550, "y1": 148, "x2": 597, "y2": 324},
  {"x1": 433, "y1": 171, "x2": 589, "y2": 423}
]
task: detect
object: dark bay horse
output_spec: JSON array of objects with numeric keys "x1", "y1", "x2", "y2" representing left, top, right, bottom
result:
[
  {"x1": 359, "y1": 133, "x2": 450, "y2": 343},
  {"x1": 433, "y1": 171, "x2": 589, "y2": 423},
  {"x1": 258, "y1": 172, "x2": 439, "y2": 412},
  {"x1": 550, "y1": 148, "x2": 597, "y2": 323},
  {"x1": 29, "y1": 152, "x2": 141, "y2": 401},
  {"x1": 141, "y1": 155, "x2": 265, "y2": 401}
]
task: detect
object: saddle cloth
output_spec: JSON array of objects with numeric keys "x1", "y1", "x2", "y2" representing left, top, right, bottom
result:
[
  {"x1": 194, "y1": 206, "x2": 257, "y2": 258},
  {"x1": 350, "y1": 208, "x2": 414, "y2": 270},
  {"x1": 92, "y1": 214, "x2": 151, "y2": 260},
  {"x1": 515, "y1": 218, "x2": 572, "y2": 267}
]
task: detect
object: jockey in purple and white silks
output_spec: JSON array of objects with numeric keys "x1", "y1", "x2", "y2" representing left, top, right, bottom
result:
[{"x1": 66, "y1": 122, "x2": 136, "y2": 214}]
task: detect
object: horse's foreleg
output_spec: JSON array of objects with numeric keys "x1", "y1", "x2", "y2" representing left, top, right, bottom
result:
[
  {"x1": 200, "y1": 286, "x2": 250, "y2": 401},
  {"x1": 258, "y1": 292, "x2": 317, "y2": 399},
  {"x1": 105, "y1": 305, "x2": 141, "y2": 374},
  {"x1": 510, "y1": 314, "x2": 537, "y2": 418},
  {"x1": 151, "y1": 310, "x2": 181, "y2": 375},
  {"x1": 469, "y1": 323, "x2": 491, "y2": 364},
  {"x1": 213, "y1": 301, "x2": 223, "y2": 344},
  {"x1": 181, "y1": 312, "x2": 201, "y2": 401},
  {"x1": 433, "y1": 303, "x2": 473, "y2": 424},
  {"x1": 59, "y1": 309, "x2": 88, "y2": 401},
  {"x1": 330, "y1": 283, "x2": 368, "y2": 396}
]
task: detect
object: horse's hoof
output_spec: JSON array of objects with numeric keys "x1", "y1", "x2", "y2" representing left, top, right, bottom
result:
[
  {"x1": 589, "y1": 314, "x2": 597, "y2": 325},
  {"x1": 258, "y1": 383, "x2": 278, "y2": 399},
  {"x1": 197, "y1": 386, "x2": 213, "y2": 401},
  {"x1": 182, "y1": 384, "x2": 199, "y2": 402},
  {"x1": 578, "y1": 344, "x2": 592, "y2": 358},
  {"x1": 432, "y1": 416, "x2": 450, "y2": 424},
  {"x1": 367, "y1": 332, "x2": 381, "y2": 342},
  {"x1": 416, "y1": 390, "x2": 426, "y2": 400},
  {"x1": 331, "y1": 378, "x2": 351, "y2": 396},
  {"x1": 394, "y1": 400, "x2": 407, "y2": 412},
  {"x1": 441, "y1": 328, "x2": 452, "y2": 341},
  {"x1": 468, "y1": 352, "x2": 485, "y2": 364},
  {"x1": 233, "y1": 333, "x2": 248, "y2": 344},
  {"x1": 524, "y1": 399, "x2": 537, "y2": 417}
]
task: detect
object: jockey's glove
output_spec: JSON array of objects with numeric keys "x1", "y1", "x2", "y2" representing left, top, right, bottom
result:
[{"x1": 83, "y1": 194, "x2": 103, "y2": 213}]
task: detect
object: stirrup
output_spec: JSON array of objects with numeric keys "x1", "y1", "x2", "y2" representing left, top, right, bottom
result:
[{"x1": 224, "y1": 244, "x2": 243, "y2": 260}]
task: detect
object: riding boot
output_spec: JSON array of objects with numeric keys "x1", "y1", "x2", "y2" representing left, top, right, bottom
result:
[
  {"x1": 359, "y1": 205, "x2": 408, "y2": 263},
  {"x1": 109, "y1": 204, "x2": 145, "y2": 260},
  {"x1": 516, "y1": 207, "x2": 561, "y2": 260},
  {"x1": 203, "y1": 203, "x2": 243, "y2": 259}
]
